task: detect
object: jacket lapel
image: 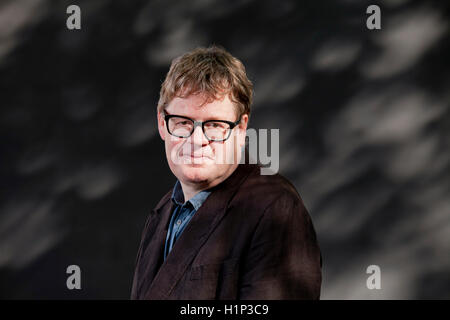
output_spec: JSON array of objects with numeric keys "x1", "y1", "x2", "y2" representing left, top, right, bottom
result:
[
  {"x1": 144, "y1": 163, "x2": 257, "y2": 299},
  {"x1": 135, "y1": 197, "x2": 174, "y2": 299}
]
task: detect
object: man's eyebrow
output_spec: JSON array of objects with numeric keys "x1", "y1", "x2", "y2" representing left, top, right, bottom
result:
[{"x1": 166, "y1": 111, "x2": 233, "y2": 122}]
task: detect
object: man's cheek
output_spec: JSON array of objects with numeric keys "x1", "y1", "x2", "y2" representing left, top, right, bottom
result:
[
  {"x1": 208, "y1": 143, "x2": 221, "y2": 164},
  {"x1": 228, "y1": 134, "x2": 241, "y2": 164},
  {"x1": 167, "y1": 140, "x2": 185, "y2": 166},
  {"x1": 212, "y1": 142, "x2": 234, "y2": 165}
]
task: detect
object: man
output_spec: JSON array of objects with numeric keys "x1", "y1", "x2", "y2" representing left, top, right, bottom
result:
[{"x1": 131, "y1": 46, "x2": 322, "y2": 300}]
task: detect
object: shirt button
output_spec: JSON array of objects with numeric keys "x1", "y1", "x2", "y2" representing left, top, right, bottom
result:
[{"x1": 176, "y1": 220, "x2": 182, "y2": 225}]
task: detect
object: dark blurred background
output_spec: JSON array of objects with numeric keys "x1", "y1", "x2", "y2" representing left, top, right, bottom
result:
[{"x1": 0, "y1": 0, "x2": 449, "y2": 299}]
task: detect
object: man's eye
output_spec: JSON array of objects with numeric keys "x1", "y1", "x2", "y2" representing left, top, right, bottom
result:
[
  {"x1": 177, "y1": 121, "x2": 190, "y2": 125},
  {"x1": 208, "y1": 122, "x2": 225, "y2": 128}
]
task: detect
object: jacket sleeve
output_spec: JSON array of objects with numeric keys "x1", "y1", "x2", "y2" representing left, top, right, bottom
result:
[{"x1": 238, "y1": 193, "x2": 322, "y2": 300}]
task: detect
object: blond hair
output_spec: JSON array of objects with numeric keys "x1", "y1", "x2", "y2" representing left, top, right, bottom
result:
[{"x1": 157, "y1": 45, "x2": 253, "y2": 118}]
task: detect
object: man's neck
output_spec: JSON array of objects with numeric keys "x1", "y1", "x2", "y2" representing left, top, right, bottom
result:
[
  {"x1": 179, "y1": 163, "x2": 239, "y2": 202},
  {"x1": 180, "y1": 183, "x2": 207, "y2": 203}
]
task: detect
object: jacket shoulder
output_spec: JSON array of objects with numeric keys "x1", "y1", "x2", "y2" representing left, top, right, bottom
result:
[{"x1": 233, "y1": 165, "x2": 306, "y2": 215}]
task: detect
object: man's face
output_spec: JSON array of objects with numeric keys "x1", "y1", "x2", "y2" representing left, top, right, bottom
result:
[{"x1": 157, "y1": 94, "x2": 248, "y2": 188}]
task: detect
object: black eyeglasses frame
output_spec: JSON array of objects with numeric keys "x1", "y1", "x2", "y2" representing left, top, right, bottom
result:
[{"x1": 162, "y1": 110, "x2": 241, "y2": 142}]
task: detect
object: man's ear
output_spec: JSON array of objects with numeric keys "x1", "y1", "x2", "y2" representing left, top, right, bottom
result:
[
  {"x1": 237, "y1": 114, "x2": 249, "y2": 148},
  {"x1": 157, "y1": 110, "x2": 165, "y2": 141}
]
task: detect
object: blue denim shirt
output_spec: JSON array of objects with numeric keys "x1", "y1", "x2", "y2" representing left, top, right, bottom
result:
[{"x1": 163, "y1": 180, "x2": 211, "y2": 260}]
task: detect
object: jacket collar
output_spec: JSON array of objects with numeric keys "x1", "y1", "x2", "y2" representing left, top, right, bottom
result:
[{"x1": 171, "y1": 180, "x2": 211, "y2": 211}]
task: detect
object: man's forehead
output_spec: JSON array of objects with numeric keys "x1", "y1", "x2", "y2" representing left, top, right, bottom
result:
[{"x1": 166, "y1": 94, "x2": 237, "y2": 118}]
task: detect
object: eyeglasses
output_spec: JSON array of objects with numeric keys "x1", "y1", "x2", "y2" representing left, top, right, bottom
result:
[{"x1": 162, "y1": 110, "x2": 241, "y2": 142}]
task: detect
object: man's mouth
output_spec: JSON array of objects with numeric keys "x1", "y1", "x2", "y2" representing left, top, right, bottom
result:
[
  {"x1": 179, "y1": 149, "x2": 212, "y2": 159},
  {"x1": 178, "y1": 150, "x2": 214, "y2": 161},
  {"x1": 183, "y1": 153, "x2": 212, "y2": 159}
]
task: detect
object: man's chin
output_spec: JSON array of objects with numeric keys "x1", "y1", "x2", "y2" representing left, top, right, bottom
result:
[{"x1": 178, "y1": 164, "x2": 213, "y2": 183}]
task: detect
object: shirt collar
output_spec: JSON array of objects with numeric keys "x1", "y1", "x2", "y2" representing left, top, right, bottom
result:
[{"x1": 171, "y1": 180, "x2": 211, "y2": 211}]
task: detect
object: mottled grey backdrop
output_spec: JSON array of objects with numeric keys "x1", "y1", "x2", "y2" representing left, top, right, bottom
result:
[{"x1": 0, "y1": 0, "x2": 449, "y2": 299}]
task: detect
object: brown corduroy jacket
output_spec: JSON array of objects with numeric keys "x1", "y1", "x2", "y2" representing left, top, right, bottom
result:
[{"x1": 130, "y1": 163, "x2": 322, "y2": 300}]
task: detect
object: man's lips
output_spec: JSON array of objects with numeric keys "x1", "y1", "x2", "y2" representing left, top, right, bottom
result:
[
  {"x1": 177, "y1": 147, "x2": 214, "y2": 160},
  {"x1": 182, "y1": 153, "x2": 213, "y2": 159}
]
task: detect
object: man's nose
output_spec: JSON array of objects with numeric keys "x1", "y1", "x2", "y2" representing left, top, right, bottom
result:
[{"x1": 190, "y1": 125, "x2": 209, "y2": 146}]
